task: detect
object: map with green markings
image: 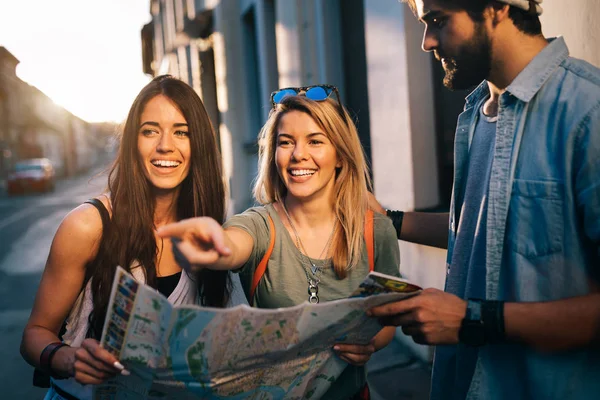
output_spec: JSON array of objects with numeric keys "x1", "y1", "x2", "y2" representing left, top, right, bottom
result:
[{"x1": 95, "y1": 267, "x2": 420, "y2": 400}]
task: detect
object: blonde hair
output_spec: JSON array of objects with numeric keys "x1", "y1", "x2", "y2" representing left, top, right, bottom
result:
[{"x1": 253, "y1": 96, "x2": 371, "y2": 278}]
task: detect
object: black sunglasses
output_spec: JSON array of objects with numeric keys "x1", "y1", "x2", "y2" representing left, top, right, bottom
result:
[{"x1": 270, "y1": 84, "x2": 342, "y2": 108}]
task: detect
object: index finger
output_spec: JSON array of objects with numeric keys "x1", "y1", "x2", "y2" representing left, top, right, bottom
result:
[
  {"x1": 333, "y1": 343, "x2": 375, "y2": 355},
  {"x1": 156, "y1": 219, "x2": 200, "y2": 238},
  {"x1": 369, "y1": 296, "x2": 419, "y2": 318},
  {"x1": 158, "y1": 219, "x2": 231, "y2": 257}
]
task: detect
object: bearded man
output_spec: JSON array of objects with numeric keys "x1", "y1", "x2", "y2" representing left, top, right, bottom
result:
[{"x1": 370, "y1": 1, "x2": 600, "y2": 399}]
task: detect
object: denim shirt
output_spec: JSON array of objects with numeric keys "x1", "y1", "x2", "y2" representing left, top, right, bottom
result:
[{"x1": 444, "y1": 37, "x2": 600, "y2": 400}]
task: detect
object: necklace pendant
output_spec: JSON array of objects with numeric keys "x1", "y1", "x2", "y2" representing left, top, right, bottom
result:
[
  {"x1": 310, "y1": 263, "x2": 319, "y2": 275},
  {"x1": 308, "y1": 293, "x2": 319, "y2": 304}
]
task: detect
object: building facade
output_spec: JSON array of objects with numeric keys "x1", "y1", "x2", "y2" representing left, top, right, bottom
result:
[{"x1": 0, "y1": 47, "x2": 97, "y2": 184}]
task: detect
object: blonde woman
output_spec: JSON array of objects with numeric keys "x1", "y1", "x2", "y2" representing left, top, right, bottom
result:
[{"x1": 159, "y1": 85, "x2": 400, "y2": 399}]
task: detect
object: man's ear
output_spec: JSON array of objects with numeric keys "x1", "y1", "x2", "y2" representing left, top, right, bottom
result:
[{"x1": 490, "y1": 2, "x2": 510, "y2": 26}]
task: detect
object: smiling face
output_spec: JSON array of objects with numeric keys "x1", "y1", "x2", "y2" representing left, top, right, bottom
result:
[
  {"x1": 416, "y1": 0, "x2": 492, "y2": 90},
  {"x1": 137, "y1": 94, "x2": 191, "y2": 192},
  {"x1": 275, "y1": 110, "x2": 341, "y2": 203}
]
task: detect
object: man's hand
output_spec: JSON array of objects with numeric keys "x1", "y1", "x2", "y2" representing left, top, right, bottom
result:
[{"x1": 369, "y1": 288, "x2": 467, "y2": 345}]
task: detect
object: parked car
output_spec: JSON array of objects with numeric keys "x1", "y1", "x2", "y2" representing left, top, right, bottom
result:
[{"x1": 7, "y1": 158, "x2": 56, "y2": 195}]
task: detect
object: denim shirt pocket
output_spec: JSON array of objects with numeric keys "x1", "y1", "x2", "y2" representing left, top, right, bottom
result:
[{"x1": 506, "y1": 179, "x2": 564, "y2": 258}]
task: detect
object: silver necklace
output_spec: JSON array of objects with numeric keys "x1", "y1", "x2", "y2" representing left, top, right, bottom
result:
[{"x1": 281, "y1": 201, "x2": 336, "y2": 304}]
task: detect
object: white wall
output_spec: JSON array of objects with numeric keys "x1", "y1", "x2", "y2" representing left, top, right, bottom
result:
[
  {"x1": 541, "y1": 0, "x2": 600, "y2": 68},
  {"x1": 364, "y1": 0, "x2": 448, "y2": 363},
  {"x1": 212, "y1": 0, "x2": 257, "y2": 212},
  {"x1": 275, "y1": 0, "x2": 302, "y2": 88},
  {"x1": 363, "y1": 0, "x2": 447, "y2": 287}
]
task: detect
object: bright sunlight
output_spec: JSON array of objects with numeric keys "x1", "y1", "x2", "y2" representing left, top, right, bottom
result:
[{"x1": 0, "y1": 0, "x2": 152, "y2": 123}]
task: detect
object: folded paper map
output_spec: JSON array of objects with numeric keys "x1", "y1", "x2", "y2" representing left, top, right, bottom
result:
[{"x1": 95, "y1": 267, "x2": 421, "y2": 400}]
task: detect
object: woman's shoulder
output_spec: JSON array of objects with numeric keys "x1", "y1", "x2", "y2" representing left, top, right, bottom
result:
[
  {"x1": 49, "y1": 196, "x2": 110, "y2": 264},
  {"x1": 371, "y1": 210, "x2": 397, "y2": 241},
  {"x1": 59, "y1": 196, "x2": 110, "y2": 240},
  {"x1": 245, "y1": 204, "x2": 272, "y2": 217},
  {"x1": 226, "y1": 204, "x2": 273, "y2": 225}
]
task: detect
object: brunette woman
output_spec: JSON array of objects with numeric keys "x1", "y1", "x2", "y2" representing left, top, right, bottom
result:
[{"x1": 20, "y1": 75, "x2": 231, "y2": 400}]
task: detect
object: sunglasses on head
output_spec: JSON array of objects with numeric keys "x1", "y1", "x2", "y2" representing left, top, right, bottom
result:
[{"x1": 270, "y1": 84, "x2": 341, "y2": 108}]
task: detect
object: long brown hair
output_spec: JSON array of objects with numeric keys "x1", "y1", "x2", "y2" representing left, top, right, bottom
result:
[
  {"x1": 253, "y1": 96, "x2": 371, "y2": 278},
  {"x1": 87, "y1": 75, "x2": 230, "y2": 338}
]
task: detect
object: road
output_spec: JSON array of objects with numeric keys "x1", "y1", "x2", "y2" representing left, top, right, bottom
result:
[
  {"x1": 0, "y1": 163, "x2": 109, "y2": 398},
  {"x1": 0, "y1": 162, "x2": 431, "y2": 399}
]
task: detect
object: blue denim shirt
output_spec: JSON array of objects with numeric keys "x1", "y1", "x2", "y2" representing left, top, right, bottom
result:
[{"x1": 441, "y1": 37, "x2": 600, "y2": 400}]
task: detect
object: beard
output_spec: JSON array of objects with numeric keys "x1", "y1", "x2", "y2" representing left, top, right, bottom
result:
[{"x1": 436, "y1": 23, "x2": 492, "y2": 91}]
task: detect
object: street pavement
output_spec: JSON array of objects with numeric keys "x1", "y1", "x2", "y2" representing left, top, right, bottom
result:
[
  {"x1": 0, "y1": 161, "x2": 431, "y2": 399},
  {"x1": 0, "y1": 162, "x2": 109, "y2": 398}
]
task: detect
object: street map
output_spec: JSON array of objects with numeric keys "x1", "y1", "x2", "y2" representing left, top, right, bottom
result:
[{"x1": 94, "y1": 267, "x2": 421, "y2": 400}]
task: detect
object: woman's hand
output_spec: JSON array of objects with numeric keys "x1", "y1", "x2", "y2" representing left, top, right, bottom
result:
[
  {"x1": 157, "y1": 217, "x2": 232, "y2": 271},
  {"x1": 332, "y1": 340, "x2": 376, "y2": 366},
  {"x1": 158, "y1": 218, "x2": 255, "y2": 272},
  {"x1": 71, "y1": 339, "x2": 129, "y2": 385}
]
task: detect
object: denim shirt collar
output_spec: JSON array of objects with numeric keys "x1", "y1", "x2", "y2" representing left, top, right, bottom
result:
[
  {"x1": 464, "y1": 37, "x2": 569, "y2": 106},
  {"x1": 507, "y1": 37, "x2": 569, "y2": 102}
]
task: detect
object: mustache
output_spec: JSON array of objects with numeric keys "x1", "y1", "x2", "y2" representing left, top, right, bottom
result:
[{"x1": 434, "y1": 50, "x2": 450, "y2": 62}]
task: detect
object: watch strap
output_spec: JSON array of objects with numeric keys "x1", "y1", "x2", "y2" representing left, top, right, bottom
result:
[
  {"x1": 462, "y1": 299, "x2": 506, "y2": 346},
  {"x1": 465, "y1": 299, "x2": 483, "y2": 321},
  {"x1": 481, "y1": 300, "x2": 505, "y2": 344}
]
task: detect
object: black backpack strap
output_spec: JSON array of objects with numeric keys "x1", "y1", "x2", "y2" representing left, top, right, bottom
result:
[
  {"x1": 84, "y1": 198, "x2": 110, "y2": 229},
  {"x1": 33, "y1": 198, "x2": 112, "y2": 388}
]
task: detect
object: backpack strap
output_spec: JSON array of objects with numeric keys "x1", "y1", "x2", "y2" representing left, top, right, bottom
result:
[
  {"x1": 82, "y1": 197, "x2": 111, "y2": 287},
  {"x1": 85, "y1": 198, "x2": 110, "y2": 229},
  {"x1": 250, "y1": 209, "x2": 375, "y2": 304},
  {"x1": 249, "y1": 214, "x2": 275, "y2": 303},
  {"x1": 364, "y1": 209, "x2": 375, "y2": 272},
  {"x1": 34, "y1": 198, "x2": 112, "y2": 388}
]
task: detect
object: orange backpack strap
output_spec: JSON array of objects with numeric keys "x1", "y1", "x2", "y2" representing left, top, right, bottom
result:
[
  {"x1": 250, "y1": 214, "x2": 275, "y2": 303},
  {"x1": 364, "y1": 209, "x2": 375, "y2": 272}
]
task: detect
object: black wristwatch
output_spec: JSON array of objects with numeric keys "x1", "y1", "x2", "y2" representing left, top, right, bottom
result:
[
  {"x1": 459, "y1": 299, "x2": 486, "y2": 346},
  {"x1": 459, "y1": 299, "x2": 506, "y2": 347}
]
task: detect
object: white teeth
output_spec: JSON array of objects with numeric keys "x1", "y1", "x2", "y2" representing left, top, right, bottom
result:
[
  {"x1": 290, "y1": 169, "x2": 315, "y2": 177},
  {"x1": 152, "y1": 160, "x2": 181, "y2": 167}
]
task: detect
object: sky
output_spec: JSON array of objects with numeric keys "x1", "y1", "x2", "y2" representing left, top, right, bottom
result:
[{"x1": 0, "y1": 0, "x2": 152, "y2": 123}]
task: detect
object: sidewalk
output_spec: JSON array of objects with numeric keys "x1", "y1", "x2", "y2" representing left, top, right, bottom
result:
[{"x1": 368, "y1": 336, "x2": 432, "y2": 399}]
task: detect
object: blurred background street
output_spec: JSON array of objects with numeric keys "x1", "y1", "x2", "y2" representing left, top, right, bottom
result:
[{"x1": 0, "y1": 159, "x2": 110, "y2": 398}]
